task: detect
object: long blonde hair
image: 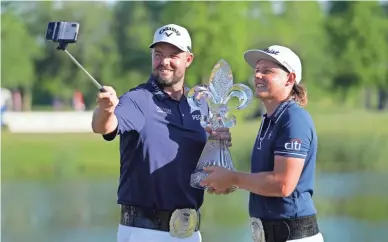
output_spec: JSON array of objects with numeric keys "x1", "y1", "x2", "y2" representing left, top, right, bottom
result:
[{"x1": 290, "y1": 83, "x2": 308, "y2": 107}]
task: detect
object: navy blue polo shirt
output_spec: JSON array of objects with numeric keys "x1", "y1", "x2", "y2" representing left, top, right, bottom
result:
[
  {"x1": 249, "y1": 100, "x2": 318, "y2": 220},
  {"x1": 103, "y1": 76, "x2": 207, "y2": 211}
]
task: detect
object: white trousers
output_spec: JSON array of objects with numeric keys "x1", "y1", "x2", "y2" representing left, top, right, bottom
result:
[
  {"x1": 116, "y1": 224, "x2": 322, "y2": 242},
  {"x1": 287, "y1": 232, "x2": 324, "y2": 242},
  {"x1": 117, "y1": 224, "x2": 202, "y2": 242}
]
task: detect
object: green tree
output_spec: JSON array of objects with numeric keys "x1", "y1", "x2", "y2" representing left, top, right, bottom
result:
[
  {"x1": 1, "y1": 9, "x2": 41, "y2": 110},
  {"x1": 55, "y1": 1, "x2": 120, "y2": 107},
  {"x1": 159, "y1": 1, "x2": 253, "y2": 88},
  {"x1": 277, "y1": 1, "x2": 331, "y2": 102},
  {"x1": 112, "y1": 1, "x2": 155, "y2": 94},
  {"x1": 326, "y1": 1, "x2": 388, "y2": 109},
  {"x1": 20, "y1": 1, "x2": 119, "y2": 108}
]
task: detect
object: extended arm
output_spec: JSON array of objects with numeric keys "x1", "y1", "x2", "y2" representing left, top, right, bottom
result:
[
  {"x1": 91, "y1": 87, "x2": 147, "y2": 140},
  {"x1": 92, "y1": 106, "x2": 118, "y2": 135},
  {"x1": 91, "y1": 86, "x2": 119, "y2": 135}
]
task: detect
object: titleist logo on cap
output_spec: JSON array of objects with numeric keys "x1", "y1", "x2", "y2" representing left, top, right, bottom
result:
[{"x1": 263, "y1": 48, "x2": 280, "y2": 55}]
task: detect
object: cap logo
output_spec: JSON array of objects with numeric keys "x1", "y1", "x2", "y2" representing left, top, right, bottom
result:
[
  {"x1": 263, "y1": 48, "x2": 280, "y2": 55},
  {"x1": 159, "y1": 26, "x2": 181, "y2": 37}
]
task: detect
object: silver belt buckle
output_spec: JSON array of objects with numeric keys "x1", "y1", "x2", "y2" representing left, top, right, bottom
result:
[
  {"x1": 169, "y1": 208, "x2": 198, "y2": 238},
  {"x1": 250, "y1": 217, "x2": 266, "y2": 242}
]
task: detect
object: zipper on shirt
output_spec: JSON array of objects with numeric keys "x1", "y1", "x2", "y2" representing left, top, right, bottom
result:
[{"x1": 256, "y1": 117, "x2": 272, "y2": 150}]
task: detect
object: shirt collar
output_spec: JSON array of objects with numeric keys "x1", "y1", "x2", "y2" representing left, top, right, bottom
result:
[
  {"x1": 148, "y1": 75, "x2": 167, "y2": 101},
  {"x1": 264, "y1": 99, "x2": 295, "y2": 122}
]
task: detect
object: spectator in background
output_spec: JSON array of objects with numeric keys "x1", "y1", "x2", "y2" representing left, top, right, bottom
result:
[
  {"x1": 73, "y1": 90, "x2": 85, "y2": 111},
  {"x1": 1, "y1": 87, "x2": 12, "y2": 127}
]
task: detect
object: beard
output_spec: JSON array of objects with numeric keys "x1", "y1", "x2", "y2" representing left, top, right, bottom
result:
[{"x1": 152, "y1": 68, "x2": 182, "y2": 88}]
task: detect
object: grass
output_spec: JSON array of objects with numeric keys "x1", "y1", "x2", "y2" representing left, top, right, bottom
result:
[
  {"x1": 315, "y1": 195, "x2": 388, "y2": 222},
  {"x1": 2, "y1": 108, "x2": 388, "y2": 181},
  {"x1": 1, "y1": 132, "x2": 121, "y2": 180},
  {"x1": 2, "y1": 111, "x2": 388, "y2": 179}
]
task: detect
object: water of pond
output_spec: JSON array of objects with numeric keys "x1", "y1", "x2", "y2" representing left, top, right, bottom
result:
[{"x1": 2, "y1": 172, "x2": 388, "y2": 242}]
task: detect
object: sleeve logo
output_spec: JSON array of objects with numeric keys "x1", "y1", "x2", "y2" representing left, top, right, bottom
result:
[{"x1": 284, "y1": 138, "x2": 302, "y2": 151}]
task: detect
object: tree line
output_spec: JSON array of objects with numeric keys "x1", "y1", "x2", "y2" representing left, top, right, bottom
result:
[{"x1": 1, "y1": 1, "x2": 388, "y2": 111}]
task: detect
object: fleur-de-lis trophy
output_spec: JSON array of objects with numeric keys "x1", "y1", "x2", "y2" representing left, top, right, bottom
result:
[{"x1": 187, "y1": 59, "x2": 253, "y2": 190}]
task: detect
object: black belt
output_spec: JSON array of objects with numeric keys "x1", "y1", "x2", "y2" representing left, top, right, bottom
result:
[
  {"x1": 120, "y1": 205, "x2": 200, "y2": 232},
  {"x1": 262, "y1": 215, "x2": 319, "y2": 242}
]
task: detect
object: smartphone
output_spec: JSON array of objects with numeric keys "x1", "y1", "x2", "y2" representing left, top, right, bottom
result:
[{"x1": 46, "y1": 22, "x2": 80, "y2": 43}]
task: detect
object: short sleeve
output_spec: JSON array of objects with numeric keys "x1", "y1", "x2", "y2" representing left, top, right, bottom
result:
[
  {"x1": 102, "y1": 89, "x2": 147, "y2": 141},
  {"x1": 274, "y1": 115, "x2": 312, "y2": 159}
]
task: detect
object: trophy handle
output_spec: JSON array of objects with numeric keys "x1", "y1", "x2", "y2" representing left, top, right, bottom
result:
[
  {"x1": 217, "y1": 83, "x2": 253, "y2": 128},
  {"x1": 223, "y1": 83, "x2": 253, "y2": 110}
]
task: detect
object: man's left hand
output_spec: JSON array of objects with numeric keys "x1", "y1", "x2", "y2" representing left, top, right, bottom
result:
[
  {"x1": 205, "y1": 127, "x2": 232, "y2": 147},
  {"x1": 200, "y1": 166, "x2": 237, "y2": 191}
]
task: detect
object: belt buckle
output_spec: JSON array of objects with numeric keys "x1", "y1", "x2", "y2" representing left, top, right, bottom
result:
[
  {"x1": 169, "y1": 208, "x2": 198, "y2": 238},
  {"x1": 250, "y1": 217, "x2": 266, "y2": 242}
]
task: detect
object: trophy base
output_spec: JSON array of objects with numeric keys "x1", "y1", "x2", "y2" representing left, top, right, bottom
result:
[
  {"x1": 190, "y1": 168, "x2": 208, "y2": 190},
  {"x1": 190, "y1": 140, "x2": 237, "y2": 190},
  {"x1": 190, "y1": 167, "x2": 239, "y2": 191}
]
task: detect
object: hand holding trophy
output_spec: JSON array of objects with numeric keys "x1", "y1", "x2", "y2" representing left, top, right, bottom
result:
[{"x1": 187, "y1": 59, "x2": 253, "y2": 191}]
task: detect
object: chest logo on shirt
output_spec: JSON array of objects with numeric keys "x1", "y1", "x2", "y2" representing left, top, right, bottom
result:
[
  {"x1": 284, "y1": 138, "x2": 302, "y2": 151},
  {"x1": 191, "y1": 114, "x2": 201, "y2": 120},
  {"x1": 156, "y1": 106, "x2": 172, "y2": 115}
]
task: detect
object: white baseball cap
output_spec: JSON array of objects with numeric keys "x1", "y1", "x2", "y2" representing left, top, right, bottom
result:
[
  {"x1": 149, "y1": 24, "x2": 192, "y2": 53},
  {"x1": 244, "y1": 45, "x2": 302, "y2": 84}
]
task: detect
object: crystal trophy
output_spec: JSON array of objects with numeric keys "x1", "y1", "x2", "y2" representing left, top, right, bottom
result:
[{"x1": 187, "y1": 59, "x2": 253, "y2": 190}]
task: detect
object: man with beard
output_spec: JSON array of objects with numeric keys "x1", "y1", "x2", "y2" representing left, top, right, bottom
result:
[{"x1": 91, "y1": 24, "x2": 231, "y2": 242}]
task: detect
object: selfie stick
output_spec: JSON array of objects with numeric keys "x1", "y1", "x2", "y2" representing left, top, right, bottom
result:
[{"x1": 57, "y1": 42, "x2": 106, "y2": 92}]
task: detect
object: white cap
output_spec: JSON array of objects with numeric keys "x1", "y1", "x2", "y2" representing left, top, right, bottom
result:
[
  {"x1": 244, "y1": 45, "x2": 302, "y2": 84},
  {"x1": 149, "y1": 24, "x2": 192, "y2": 53}
]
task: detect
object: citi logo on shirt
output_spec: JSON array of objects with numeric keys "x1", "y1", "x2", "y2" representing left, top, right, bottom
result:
[{"x1": 284, "y1": 138, "x2": 302, "y2": 151}]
